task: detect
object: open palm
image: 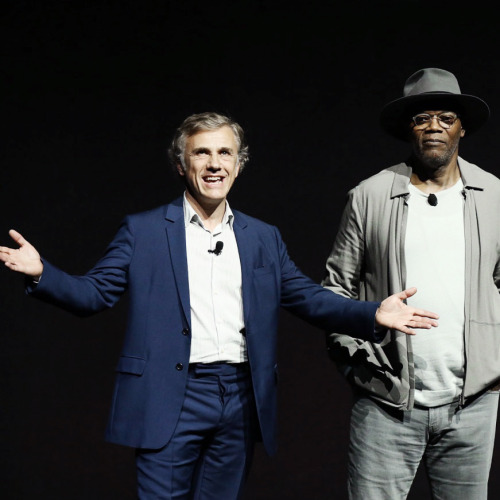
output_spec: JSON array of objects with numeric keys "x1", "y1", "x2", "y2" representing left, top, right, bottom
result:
[{"x1": 0, "y1": 229, "x2": 43, "y2": 277}]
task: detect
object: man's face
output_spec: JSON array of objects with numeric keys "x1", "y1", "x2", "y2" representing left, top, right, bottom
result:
[
  {"x1": 409, "y1": 109, "x2": 465, "y2": 168},
  {"x1": 178, "y1": 125, "x2": 240, "y2": 210}
]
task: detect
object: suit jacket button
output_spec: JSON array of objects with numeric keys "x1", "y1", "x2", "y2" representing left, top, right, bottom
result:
[
  {"x1": 182, "y1": 328, "x2": 190, "y2": 336},
  {"x1": 176, "y1": 363, "x2": 184, "y2": 371}
]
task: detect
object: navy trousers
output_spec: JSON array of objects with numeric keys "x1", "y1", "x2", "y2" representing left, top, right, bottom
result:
[{"x1": 135, "y1": 363, "x2": 259, "y2": 499}]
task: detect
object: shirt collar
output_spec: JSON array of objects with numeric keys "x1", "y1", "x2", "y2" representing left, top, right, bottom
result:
[
  {"x1": 182, "y1": 192, "x2": 234, "y2": 230},
  {"x1": 390, "y1": 156, "x2": 486, "y2": 199}
]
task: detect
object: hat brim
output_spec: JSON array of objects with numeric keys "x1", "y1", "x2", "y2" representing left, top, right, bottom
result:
[{"x1": 380, "y1": 92, "x2": 490, "y2": 141}]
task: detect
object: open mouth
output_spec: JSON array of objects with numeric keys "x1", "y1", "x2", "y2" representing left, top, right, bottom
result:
[{"x1": 203, "y1": 176, "x2": 224, "y2": 183}]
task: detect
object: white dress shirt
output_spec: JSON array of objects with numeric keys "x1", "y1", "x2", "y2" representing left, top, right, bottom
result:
[{"x1": 183, "y1": 194, "x2": 247, "y2": 363}]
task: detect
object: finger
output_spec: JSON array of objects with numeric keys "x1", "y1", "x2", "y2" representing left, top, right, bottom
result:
[
  {"x1": 409, "y1": 316, "x2": 439, "y2": 327},
  {"x1": 398, "y1": 326, "x2": 416, "y2": 335},
  {"x1": 4, "y1": 261, "x2": 22, "y2": 271},
  {"x1": 397, "y1": 287, "x2": 417, "y2": 300},
  {"x1": 409, "y1": 320, "x2": 434, "y2": 329},
  {"x1": 9, "y1": 229, "x2": 27, "y2": 247},
  {"x1": 412, "y1": 308, "x2": 439, "y2": 320}
]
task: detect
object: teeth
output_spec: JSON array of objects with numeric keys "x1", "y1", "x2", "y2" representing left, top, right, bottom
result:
[{"x1": 205, "y1": 177, "x2": 223, "y2": 182}]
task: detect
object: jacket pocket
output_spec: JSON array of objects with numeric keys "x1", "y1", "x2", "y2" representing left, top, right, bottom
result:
[{"x1": 115, "y1": 355, "x2": 146, "y2": 376}]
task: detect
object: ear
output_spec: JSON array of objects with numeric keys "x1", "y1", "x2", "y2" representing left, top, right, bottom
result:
[
  {"x1": 460, "y1": 128, "x2": 466, "y2": 138},
  {"x1": 235, "y1": 161, "x2": 240, "y2": 178},
  {"x1": 176, "y1": 163, "x2": 185, "y2": 176}
]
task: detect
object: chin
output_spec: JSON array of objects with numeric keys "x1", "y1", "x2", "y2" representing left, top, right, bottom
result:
[{"x1": 418, "y1": 149, "x2": 453, "y2": 168}]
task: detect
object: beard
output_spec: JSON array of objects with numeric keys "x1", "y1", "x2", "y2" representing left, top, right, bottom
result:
[
  {"x1": 419, "y1": 148, "x2": 455, "y2": 170},
  {"x1": 412, "y1": 137, "x2": 460, "y2": 172}
]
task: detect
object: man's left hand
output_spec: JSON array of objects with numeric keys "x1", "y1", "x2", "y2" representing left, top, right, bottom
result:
[{"x1": 375, "y1": 287, "x2": 439, "y2": 335}]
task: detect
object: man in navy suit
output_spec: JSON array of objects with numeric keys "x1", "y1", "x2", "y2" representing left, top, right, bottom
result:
[{"x1": 0, "y1": 112, "x2": 438, "y2": 499}]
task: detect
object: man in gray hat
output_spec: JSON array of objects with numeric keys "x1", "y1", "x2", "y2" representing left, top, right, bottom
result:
[{"x1": 322, "y1": 68, "x2": 500, "y2": 499}]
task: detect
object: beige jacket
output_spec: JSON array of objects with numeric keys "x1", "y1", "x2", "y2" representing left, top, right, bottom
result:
[{"x1": 322, "y1": 157, "x2": 500, "y2": 409}]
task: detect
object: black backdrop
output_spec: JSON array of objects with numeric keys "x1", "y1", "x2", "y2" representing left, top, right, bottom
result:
[{"x1": 2, "y1": 2, "x2": 500, "y2": 498}]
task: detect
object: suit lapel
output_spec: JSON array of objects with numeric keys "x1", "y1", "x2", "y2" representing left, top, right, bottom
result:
[
  {"x1": 164, "y1": 202, "x2": 257, "y2": 330},
  {"x1": 164, "y1": 198, "x2": 191, "y2": 328},
  {"x1": 233, "y1": 212, "x2": 253, "y2": 325}
]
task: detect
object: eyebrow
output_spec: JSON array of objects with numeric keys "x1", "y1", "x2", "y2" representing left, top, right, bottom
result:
[
  {"x1": 190, "y1": 147, "x2": 210, "y2": 154},
  {"x1": 190, "y1": 146, "x2": 235, "y2": 154}
]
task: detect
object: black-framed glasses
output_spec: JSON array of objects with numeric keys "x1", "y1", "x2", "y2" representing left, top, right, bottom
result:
[{"x1": 411, "y1": 112, "x2": 460, "y2": 129}]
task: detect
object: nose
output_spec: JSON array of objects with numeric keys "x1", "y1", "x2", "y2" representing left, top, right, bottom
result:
[
  {"x1": 207, "y1": 153, "x2": 221, "y2": 169},
  {"x1": 426, "y1": 115, "x2": 444, "y2": 130}
]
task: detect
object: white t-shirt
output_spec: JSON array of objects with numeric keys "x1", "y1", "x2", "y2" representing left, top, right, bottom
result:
[{"x1": 405, "y1": 179, "x2": 465, "y2": 407}]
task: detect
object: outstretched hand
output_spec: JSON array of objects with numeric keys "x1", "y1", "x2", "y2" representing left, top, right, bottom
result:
[
  {"x1": 375, "y1": 287, "x2": 439, "y2": 335},
  {"x1": 0, "y1": 229, "x2": 43, "y2": 277}
]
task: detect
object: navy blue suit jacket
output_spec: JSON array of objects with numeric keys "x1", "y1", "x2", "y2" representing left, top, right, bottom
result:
[{"x1": 29, "y1": 196, "x2": 379, "y2": 455}]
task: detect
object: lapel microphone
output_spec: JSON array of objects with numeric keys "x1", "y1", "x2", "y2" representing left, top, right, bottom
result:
[
  {"x1": 208, "y1": 241, "x2": 224, "y2": 256},
  {"x1": 428, "y1": 193, "x2": 438, "y2": 206}
]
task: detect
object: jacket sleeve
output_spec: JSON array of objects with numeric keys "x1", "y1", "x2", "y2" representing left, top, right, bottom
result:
[
  {"x1": 319, "y1": 188, "x2": 387, "y2": 347},
  {"x1": 26, "y1": 217, "x2": 133, "y2": 316},
  {"x1": 275, "y1": 224, "x2": 379, "y2": 342},
  {"x1": 321, "y1": 188, "x2": 365, "y2": 300}
]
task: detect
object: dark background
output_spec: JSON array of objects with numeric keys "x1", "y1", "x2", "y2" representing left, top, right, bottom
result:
[{"x1": 2, "y1": 1, "x2": 500, "y2": 498}]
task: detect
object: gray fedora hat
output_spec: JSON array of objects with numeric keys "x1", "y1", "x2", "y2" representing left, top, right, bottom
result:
[{"x1": 380, "y1": 68, "x2": 490, "y2": 141}]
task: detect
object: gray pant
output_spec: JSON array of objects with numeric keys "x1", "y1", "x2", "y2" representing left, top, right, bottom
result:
[{"x1": 348, "y1": 391, "x2": 499, "y2": 500}]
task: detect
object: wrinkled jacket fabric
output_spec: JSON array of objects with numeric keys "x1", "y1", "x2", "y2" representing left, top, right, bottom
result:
[{"x1": 322, "y1": 157, "x2": 500, "y2": 410}]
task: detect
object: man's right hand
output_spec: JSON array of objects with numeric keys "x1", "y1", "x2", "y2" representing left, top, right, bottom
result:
[{"x1": 0, "y1": 229, "x2": 44, "y2": 278}]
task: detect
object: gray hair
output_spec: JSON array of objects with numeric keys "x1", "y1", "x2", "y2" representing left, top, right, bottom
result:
[{"x1": 168, "y1": 112, "x2": 249, "y2": 173}]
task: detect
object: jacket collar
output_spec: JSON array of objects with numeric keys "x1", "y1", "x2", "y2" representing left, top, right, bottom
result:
[
  {"x1": 164, "y1": 196, "x2": 184, "y2": 222},
  {"x1": 164, "y1": 195, "x2": 247, "y2": 229},
  {"x1": 390, "y1": 156, "x2": 485, "y2": 199}
]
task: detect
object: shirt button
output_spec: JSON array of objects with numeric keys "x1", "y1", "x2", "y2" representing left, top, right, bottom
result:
[
  {"x1": 176, "y1": 363, "x2": 184, "y2": 371},
  {"x1": 182, "y1": 328, "x2": 190, "y2": 336}
]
